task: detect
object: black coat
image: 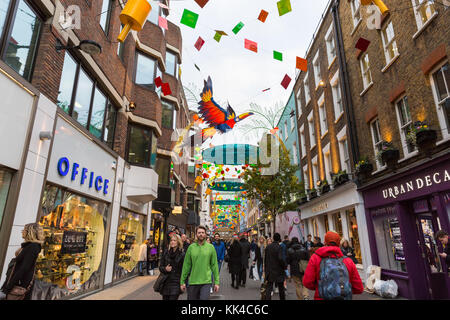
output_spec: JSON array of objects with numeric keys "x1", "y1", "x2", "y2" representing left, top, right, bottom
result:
[
  {"x1": 341, "y1": 245, "x2": 358, "y2": 264},
  {"x1": 228, "y1": 240, "x2": 242, "y2": 275},
  {"x1": 287, "y1": 242, "x2": 309, "y2": 277},
  {"x1": 264, "y1": 242, "x2": 287, "y2": 283},
  {"x1": 444, "y1": 244, "x2": 450, "y2": 272},
  {"x1": 254, "y1": 244, "x2": 264, "y2": 270},
  {"x1": 239, "y1": 239, "x2": 251, "y2": 269},
  {"x1": 1, "y1": 242, "x2": 41, "y2": 294},
  {"x1": 159, "y1": 248, "x2": 185, "y2": 296}
]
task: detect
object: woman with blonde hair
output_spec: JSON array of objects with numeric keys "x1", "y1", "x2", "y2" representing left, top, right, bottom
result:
[
  {"x1": 340, "y1": 238, "x2": 358, "y2": 264},
  {"x1": 1, "y1": 223, "x2": 44, "y2": 300},
  {"x1": 158, "y1": 234, "x2": 185, "y2": 300}
]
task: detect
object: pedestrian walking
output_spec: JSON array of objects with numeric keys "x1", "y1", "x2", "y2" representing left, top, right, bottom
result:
[
  {"x1": 239, "y1": 235, "x2": 251, "y2": 287},
  {"x1": 147, "y1": 239, "x2": 158, "y2": 276},
  {"x1": 279, "y1": 236, "x2": 289, "y2": 293},
  {"x1": 264, "y1": 233, "x2": 287, "y2": 300},
  {"x1": 1, "y1": 223, "x2": 44, "y2": 300},
  {"x1": 138, "y1": 240, "x2": 148, "y2": 276},
  {"x1": 212, "y1": 233, "x2": 226, "y2": 272},
  {"x1": 435, "y1": 230, "x2": 450, "y2": 272},
  {"x1": 340, "y1": 238, "x2": 358, "y2": 264},
  {"x1": 286, "y1": 237, "x2": 310, "y2": 300},
  {"x1": 158, "y1": 234, "x2": 185, "y2": 300},
  {"x1": 282, "y1": 235, "x2": 291, "y2": 249},
  {"x1": 180, "y1": 226, "x2": 220, "y2": 300},
  {"x1": 181, "y1": 234, "x2": 190, "y2": 253},
  {"x1": 305, "y1": 234, "x2": 313, "y2": 252},
  {"x1": 228, "y1": 236, "x2": 242, "y2": 289},
  {"x1": 303, "y1": 231, "x2": 363, "y2": 300},
  {"x1": 254, "y1": 236, "x2": 265, "y2": 282}
]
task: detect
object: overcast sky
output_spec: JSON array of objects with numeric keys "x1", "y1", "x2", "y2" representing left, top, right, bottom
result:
[{"x1": 162, "y1": 0, "x2": 330, "y2": 146}]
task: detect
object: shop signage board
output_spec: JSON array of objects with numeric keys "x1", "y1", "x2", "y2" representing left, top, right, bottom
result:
[
  {"x1": 47, "y1": 116, "x2": 116, "y2": 202},
  {"x1": 61, "y1": 231, "x2": 87, "y2": 254},
  {"x1": 312, "y1": 202, "x2": 328, "y2": 213}
]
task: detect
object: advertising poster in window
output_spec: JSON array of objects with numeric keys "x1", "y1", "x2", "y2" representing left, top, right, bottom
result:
[
  {"x1": 61, "y1": 231, "x2": 87, "y2": 254},
  {"x1": 388, "y1": 218, "x2": 405, "y2": 261}
]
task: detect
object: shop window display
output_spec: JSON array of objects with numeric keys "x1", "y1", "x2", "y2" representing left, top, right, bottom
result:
[
  {"x1": 33, "y1": 184, "x2": 108, "y2": 299},
  {"x1": 333, "y1": 212, "x2": 343, "y2": 238},
  {"x1": 113, "y1": 209, "x2": 146, "y2": 282},
  {"x1": 346, "y1": 208, "x2": 361, "y2": 264},
  {"x1": 0, "y1": 169, "x2": 12, "y2": 229},
  {"x1": 372, "y1": 206, "x2": 407, "y2": 273}
]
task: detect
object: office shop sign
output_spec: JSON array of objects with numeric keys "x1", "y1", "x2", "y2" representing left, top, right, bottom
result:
[{"x1": 57, "y1": 156, "x2": 110, "y2": 196}]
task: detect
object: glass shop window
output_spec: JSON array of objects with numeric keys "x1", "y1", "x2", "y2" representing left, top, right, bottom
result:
[
  {"x1": 347, "y1": 208, "x2": 361, "y2": 264},
  {"x1": 0, "y1": 168, "x2": 13, "y2": 230}
]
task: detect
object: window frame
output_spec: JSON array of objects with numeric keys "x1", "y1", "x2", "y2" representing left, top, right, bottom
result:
[
  {"x1": 411, "y1": 0, "x2": 436, "y2": 30},
  {"x1": 325, "y1": 24, "x2": 336, "y2": 66},
  {"x1": 165, "y1": 49, "x2": 178, "y2": 77},
  {"x1": 330, "y1": 70, "x2": 343, "y2": 121},
  {"x1": 380, "y1": 21, "x2": 399, "y2": 65},
  {"x1": 394, "y1": 96, "x2": 415, "y2": 156},
  {"x1": 350, "y1": 0, "x2": 361, "y2": 28},
  {"x1": 304, "y1": 72, "x2": 311, "y2": 105},
  {"x1": 161, "y1": 99, "x2": 176, "y2": 130},
  {"x1": 296, "y1": 89, "x2": 302, "y2": 118},
  {"x1": 134, "y1": 50, "x2": 159, "y2": 90},
  {"x1": 300, "y1": 125, "x2": 306, "y2": 159},
  {"x1": 99, "y1": 0, "x2": 112, "y2": 35},
  {"x1": 308, "y1": 112, "x2": 316, "y2": 149},
  {"x1": 318, "y1": 94, "x2": 327, "y2": 136},
  {"x1": 430, "y1": 61, "x2": 450, "y2": 139},
  {"x1": 360, "y1": 53, "x2": 373, "y2": 90},
  {"x1": 126, "y1": 122, "x2": 156, "y2": 168},
  {"x1": 370, "y1": 118, "x2": 384, "y2": 169},
  {"x1": 313, "y1": 51, "x2": 321, "y2": 88}
]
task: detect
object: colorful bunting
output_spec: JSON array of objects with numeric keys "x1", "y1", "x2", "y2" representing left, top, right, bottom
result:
[
  {"x1": 232, "y1": 22, "x2": 244, "y2": 34},
  {"x1": 355, "y1": 37, "x2": 371, "y2": 52},
  {"x1": 194, "y1": 36, "x2": 205, "y2": 51},
  {"x1": 194, "y1": 0, "x2": 209, "y2": 8},
  {"x1": 180, "y1": 9, "x2": 199, "y2": 29},
  {"x1": 158, "y1": 3, "x2": 170, "y2": 10},
  {"x1": 162, "y1": 82, "x2": 172, "y2": 95},
  {"x1": 194, "y1": 64, "x2": 201, "y2": 71},
  {"x1": 277, "y1": 0, "x2": 292, "y2": 16},
  {"x1": 158, "y1": 16, "x2": 168, "y2": 30},
  {"x1": 258, "y1": 10, "x2": 269, "y2": 22},
  {"x1": 154, "y1": 76, "x2": 162, "y2": 88},
  {"x1": 296, "y1": 57, "x2": 308, "y2": 71},
  {"x1": 273, "y1": 50, "x2": 283, "y2": 61},
  {"x1": 281, "y1": 74, "x2": 291, "y2": 89},
  {"x1": 214, "y1": 32, "x2": 222, "y2": 42},
  {"x1": 244, "y1": 39, "x2": 258, "y2": 53},
  {"x1": 262, "y1": 88, "x2": 271, "y2": 92}
]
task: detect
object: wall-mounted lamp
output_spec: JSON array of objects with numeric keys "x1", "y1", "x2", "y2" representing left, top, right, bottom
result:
[
  {"x1": 126, "y1": 101, "x2": 136, "y2": 112},
  {"x1": 56, "y1": 39, "x2": 102, "y2": 55},
  {"x1": 39, "y1": 131, "x2": 52, "y2": 141},
  {"x1": 319, "y1": 80, "x2": 327, "y2": 88}
]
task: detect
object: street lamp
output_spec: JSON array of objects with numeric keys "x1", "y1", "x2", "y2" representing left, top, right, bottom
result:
[{"x1": 56, "y1": 39, "x2": 102, "y2": 55}]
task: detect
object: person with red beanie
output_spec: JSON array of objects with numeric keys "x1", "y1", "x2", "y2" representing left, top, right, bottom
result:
[{"x1": 302, "y1": 231, "x2": 364, "y2": 300}]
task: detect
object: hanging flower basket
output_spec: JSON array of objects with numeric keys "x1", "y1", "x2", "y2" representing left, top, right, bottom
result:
[
  {"x1": 416, "y1": 129, "x2": 437, "y2": 154},
  {"x1": 332, "y1": 170, "x2": 349, "y2": 187},
  {"x1": 318, "y1": 180, "x2": 330, "y2": 194},
  {"x1": 355, "y1": 158, "x2": 373, "y2": 180},
  {"x1": 376, "y1": 141, "x2": 399, "y2": 169},
  {"x1": 308, "y1": 188, "x2": 317, "y2": 200}
]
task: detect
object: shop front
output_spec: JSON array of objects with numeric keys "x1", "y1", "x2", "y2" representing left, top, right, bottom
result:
[
  {"x1": 33, "y1": 115, "x2": 117, "y2": 299},
  {"x1": 299, "y1": 182, "x2": 371, "y2": 275},
  {"x1": 361, "y1": 152, "x2": 450, "y2": 300}
]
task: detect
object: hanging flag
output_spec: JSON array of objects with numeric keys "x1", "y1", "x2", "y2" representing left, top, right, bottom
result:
[
  {"x1": 277, "y1": 0, "x2": 292, "y2": 16},
  {"x1": 194, "y1": 36, "x2": 205, "y2": 50},
  {"x1": 273, "y1": 50, "x2": 283, "y2": 61},
  {"x1": 214, "y1": 32, "x2": 222, "y2": 42},
  {"x1": 232, "y1": 22, "x2": 244, "y2": 34},
  {"x1": 180, "y1": 9, "x2": 199, "y2": 29},
  {"x1": 162, "y1": 82, "x2": 172, "y2": 95},
  {"x1": 355, "y1": 37, "x2": 370, "y2": 52},
  {"x1": 244, "y1": 39, "x2": 258, "y2": 53},
  {"x1": 262, "y1": 88, "x2": 271, "y2": 92},
  {"x1": 281, "y1": 74, "x2": 291, "y2": 89},
  {"x1": 258, "y1": 10, "x2": 269, "y2": 22},
  {"x1": 296, "y1": 57, "x2": 308, "y2": 71},
  {"x1": 158, "y1": 3, "x2": 170, "y2": 10},
  {"x1": 194, "y1": 64, "x2": 200, "y2": 71},
  {"x1": 194, "y1": 0, "x2": 209, "y2": 8},
  {"x1": 154, "y1": 76, "x2": 162, "y2": 88},
  {"x1": 158, "y1": 16, "x2": 168, "y2": 30}
]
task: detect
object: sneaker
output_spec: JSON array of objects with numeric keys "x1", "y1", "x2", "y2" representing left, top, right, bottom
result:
[
  {"x1": 274, "y1": 288, "x2": 279, "y2": 294},
  {"x1": 210, "y1": 288, "x2": 213, "y2": 294}
]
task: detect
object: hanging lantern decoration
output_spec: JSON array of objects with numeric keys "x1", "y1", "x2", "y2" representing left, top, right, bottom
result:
[{"x1": 117, "y1": 0, "x2": 152, "y2": 42}]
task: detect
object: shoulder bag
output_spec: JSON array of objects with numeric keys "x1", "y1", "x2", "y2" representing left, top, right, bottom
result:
[{"x1": 153, "y1": 272, "x2": 169, "y2": 293}]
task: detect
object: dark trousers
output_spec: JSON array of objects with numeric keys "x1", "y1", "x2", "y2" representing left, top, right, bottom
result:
[
  {"x1": 231, "y1": 273, "x2": 239, "y2": 286},
  {"x1": 138, "y1": 261, "x2": 147, "y2": 275},
  {"x1": 147, "y1": 260, "x2": 157, "y2": 273},
  {"x1": 187, "y1": 284, "x2": 211, "y2": 300},
  {"x1": 265, "y1": 281, "x2": 285, "y2": 300},
  {"x1": 239, "y1": 267, "x2": 247, "y2": 285},
  {"x1": 163, "y1": 294, "x2": 180, "y2": 300}
]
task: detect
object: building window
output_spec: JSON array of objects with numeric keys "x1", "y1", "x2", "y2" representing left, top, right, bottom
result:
[
  {"x1": 324, "y1": 148, "x2": 331, "y2": 182},
  {"x1": 99, "y1": 0, "x2": 112, "y2": 34},
  {"x1": 127, "y1": 124, "x2": 157, "y2": 168},
  {"x1": 395, "y1": 96, "x2": 415, "y2": 155},
  {"x1": 303, "y1": 166, "x2": 309, "y2": 190},
  {"x1": 300, "y1": 127, "x2": 306, "y2": 159},
  {"x1": 331, "y1": 72, "x2": 343, "y2": 120},
  {"x1": 135, "y1": 52, "x2": 159, "y2": 89},
  {"x1": 360, "y1": 53, "x2": 373, "y2": 90},
  {"x1": 56, "y1": 52, "x2": 116, "y2": 147},
  {"x1": 296, "y1": 90, "x2": 302, "y2": 117},
  {"x1": 411, "y1": 0, "x2": 436, "y2": 30},
  {"x1": 313, "y1": 51, "x2": 321, "y2": 88},
  {"x1": 370, "y1": 118, "x2": 383, "y2": 168},
  {"x1": 319, "y1": 100, "x2": 328, "y2": 135},
  {"x1": 166, "y1": 50, "x2": 177, "y2": 77},
  {"x1": 156, "y1": 157, "x2": 171, "y2": 185},
  {"x1": 284, "y1": 121, "x2": 288, "y2": 140},
  {"x1": 117, "y1": 24, "x2": 125, "y2": 61},
  {"x1": 308, "y1": 113, "x2": 316, "y2": 148},
  {"x1": 292, "y1": 142, "x2": 298, "y2": 165},
  {"x1": 350, "y1": 0, "x2": 361, "y2": 28},
  {"x1": 347, "y1": 208, "x2": 361, "y2": 264},
  {"x1": 304, "y1": 73, "x2": 311, "y2": 104},
  {"x1": 431, "y1": 62, "x2": 450, "y2": 134},
  {"x1": 147, "y1": 1, "x2": 161, "y2": 25},
  {"x1": 0, "y1": 168, "x2": 13, "y2": 230},
  {"x1": 325, "y1": 24, "x2": 336, "y2": 66},
  {"x1": 380, "y1": 21, "x2": 399, "y2": 65},
  {"x1": 290, "y1": 114, "x2": 295, "y2": 132},
  {"x1": 312, "y1": 161, "x2": 319, "y2": 187},
  {"x1": 161, "y1": 100, "x2": 176, "y2": 129},
  {"x1": 340, "y1": 138, "x2": 351, "y2": 173},
  {"x1": 0, "y1": 0, "x2": 42, "y2": 81}
]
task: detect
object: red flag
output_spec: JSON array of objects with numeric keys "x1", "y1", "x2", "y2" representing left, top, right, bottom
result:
[
  {"x1": 355, "y1": 37, "x2": 370, "y2": 52},
  {"x1": 194, "y1": 0, "x2": 209, "y2": 8},
  {"x1": 154, "y1": 76, "x2": 162, "y2": 88},
  {"x1": 162, "y1": 83, "x2": 172, "y2": 96},
  {"x1": 258, "y1": 10, "x2": 269, "y2": 22},
  {"x1": 281, "y1": 74, "x2": 291, "y2": 89},
  {"x1": 244, "y1": 39, "x2": 258, "y2": 53},
  {"x1": 194, "y1": 37, "x2": 205, "y2": 51},
  {"x1": 296, "y1": 57, "x2": 308, "y2": 72}
]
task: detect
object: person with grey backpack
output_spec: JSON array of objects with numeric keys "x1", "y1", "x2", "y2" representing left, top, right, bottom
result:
[{"x1": 302, "y1": 231, "x2": 363, "y2": 300}]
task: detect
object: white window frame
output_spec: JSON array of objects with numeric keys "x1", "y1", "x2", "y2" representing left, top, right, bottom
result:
[
  {"x1": 290, "y1": 114, "x2": 295, "y2": 132},
  {"x1": 308, "y1": 111, "x2": 316, "y2": 149},
  {"x1": 380, "y1": 21, "x2": 399, "y2": 66},
  {"x1": 292, "y1": 141, "x2": 298, "y2": 165},
  {"x1": 325, "y1": 24, "x2": 336, "y2": 67},
  {"x1": 370, "y1": 118, "x2": 385, "y2": 169},
  {"x1": 411, "y1": 0, "x2": 437, "y2": 31},
  {"x1": 350, "y1": 0, "x2": 362, "y2": 29},
  {"x1": 296, "y1": 89, "x2": 302, "y2": 118},
  {"x1": 304, "y1": 72, "x2": 311, "y2": 105},
  {"x1": 360, "y1": 53, "x2": 373, "y2": 90},
  {"x1": 300, "y1": 125, "x2": 306, "y2": 159},
  {"x1": 318, "y1": 93, "x2": 327, "y2": 137},
  {"x1": 313, "y1": 51, "x2": 321, "y2": 89},
  {"x1": 323, "y1": 143, "x2": 332, "y2": 183},
  {"x1": 303, "y1": 164, "x2": 309, "y2": 190},
  {"x1": 330, "y1": 70, "x2": 344, "y2": 121},
  {"x1": 312, "y1": 155, "x2": 319, "y2": 187},
  {"x1": 429, "y1": 61, "x2": 450, "y2": 141},
  {"x1": 394, "y1": 96, "x2": 416, "y2": 157},
  {"x1": 284, "y1": 121, "x2": 289, "y2": 140}
]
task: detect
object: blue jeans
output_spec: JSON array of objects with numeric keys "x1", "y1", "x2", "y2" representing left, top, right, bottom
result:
[
  {"x1": 217, "y1": 260, "x2": 223, "y2": 272},
  {"x1": 138, "y1": 261, "x2": 147, "y2": 275},
  {"x1": 258, "y1": 264, "x2": 263, "y2": 282}
]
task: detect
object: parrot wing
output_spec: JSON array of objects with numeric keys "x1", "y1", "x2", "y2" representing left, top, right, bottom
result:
[{"x1": 198, "y1": 76, "x2": 228, "y2": 126}]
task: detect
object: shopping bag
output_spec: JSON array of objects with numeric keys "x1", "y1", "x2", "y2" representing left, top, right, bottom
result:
[{"x1": 252, "y1": 265, "x2": 260, "y2": 281}]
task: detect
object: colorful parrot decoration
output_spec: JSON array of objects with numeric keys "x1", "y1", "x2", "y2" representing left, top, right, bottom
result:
[{"x1": 197, "y1": 76, "x2": 254, "y2": 141}]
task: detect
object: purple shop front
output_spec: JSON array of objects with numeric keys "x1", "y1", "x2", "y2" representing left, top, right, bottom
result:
[{"x1": 361, "y1": 153, "x2": 450, "y2": 300}]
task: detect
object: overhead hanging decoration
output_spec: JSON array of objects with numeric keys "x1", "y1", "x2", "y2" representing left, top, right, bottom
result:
[
  {"x1": 232, "y1": 22, "x2": 245, "y2": 34},
  {"x1": 281, "y1": 74, "x2": 292, "y2": 89},
  {"x1": 296, "y1": 57, "x2": 308, "y2": 72},
  {"x1": 195, "y1": 36, "x2": 205, "y2": 51},
  {"x1": 273, "y1": 51, "x2": 283, "y2": 61},
  {"x1": 258, "y1": 10, "x2": 269, "y2": 22},
  {"x1": 360, "y1": 0, "x2": 389, "y2": 15},
  {"x1": 180, "y1": 9, "x2": 199, "y2": 29},
  {"x1": 194, "y1": 0, "x2": 209, "y2": 9},
  {"x1": 117, "y1": 0, "x2": 151, "y2": 42},
  {"x1": 244, "y1": 39, "x2": 258, "y2": 53},
  {"x1": 277, "y1": 0, "x2": 292, "y2": 16}
]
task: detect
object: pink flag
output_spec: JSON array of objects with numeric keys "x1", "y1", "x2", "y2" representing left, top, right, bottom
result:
[
  {"x1": 195, "y1": 37, "x2": 205, "y2": 51},
  {"x1": 158, "y1": 16, "x2": 168, "y2": 30},
  {"x1": 281, "y1": 74, "x2": 291, "y2": 89},
  {"x1": 244, "y1": 39, "x2": 258, "y2": 53},
  {"x1": 158, "y1": 3, "x2": 170, "y2": 10}
]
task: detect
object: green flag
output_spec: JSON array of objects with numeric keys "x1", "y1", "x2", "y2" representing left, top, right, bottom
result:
[
  {"x1": 232, "y1": 22, "x2": 244, "y2": 34},
  {"x1": 277, "y1": 0, "x2": 292, "y2": 16},
  {"x1": 214, "y1": 32, "x2": 222, "y2": 42},
  {"x1": 180, "y1": 9, "x2": 199, "y2": 28},
  {"x1": 273, "y1": 50, "x2": 283, "y2": 61}
]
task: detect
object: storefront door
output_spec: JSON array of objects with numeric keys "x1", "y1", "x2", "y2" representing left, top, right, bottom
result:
[{"x1": 416, "y1": 211, "x2": 449, "y2": 299}]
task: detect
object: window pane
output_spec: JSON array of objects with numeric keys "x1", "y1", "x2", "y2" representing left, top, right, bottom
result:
[
  {"x1": 151, "y1": 132, "x2": 157, "y2": 168},
  {"x1": 433, "y1": 64, "x2": 449, "y2": 102},
  {"x1": 166, "y1": 51, "x2": 176, "y2": 76},
  {"x1": 4, "y1": 0, "x2": 41, "y2": 80},
  {"x1": 156, "y1": 157, "x2": 170, "y2": 185},
  {"x1": 128, "y1": 125, "x2": 151, "y2": 167},
  {"x1": 104, "y1": 102, "x2": 116, "y2": 148},
  {"x1": 90, "y1": 88, "x2": 106, "y2": 138},
  {"x1": 72, "y1": 68, "x2": 93, "y2": 127},
  {"x1": 99, "y1": 0, "x2": 111, "y2": 32},
  {"x1": 135, "y1": 53, "x2": 155, "y2": 88},
  {"x1": 161, "y1": 100, "x2": 174, "y2": 129},
  {"x1": 57, "y1": 53, "x2": 77, "y2": 114},
  {"x1": 117, "y1": 24, "x2": 124, "y2": 59},
  {"x1": 0, "y1": 169, "x2": 12, "y2": 230},
  {"x1": 147, "y1": 2, "x2": 160, "y2": 24},
  {"x1": 0, "y1": 0, "x2": 11, "y2": 39}
]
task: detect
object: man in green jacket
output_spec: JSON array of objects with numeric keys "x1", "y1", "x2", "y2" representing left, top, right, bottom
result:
[{"x1": 180, "y1": 226, "x2": 220, "y2": 300}]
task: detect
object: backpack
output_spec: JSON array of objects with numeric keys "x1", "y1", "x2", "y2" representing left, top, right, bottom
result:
[{"x1": 317, "y1": 253, "x2": 352, "y2": 300}]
